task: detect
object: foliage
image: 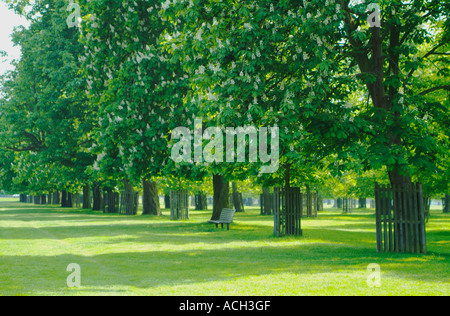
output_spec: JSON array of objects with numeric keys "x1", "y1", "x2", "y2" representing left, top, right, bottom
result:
[
  {"x1": 0, "y1": 0, "x2": 95, "y2": 193},
  {"x1": 0, "y1": 0, "x2": 448, "y2": 199},
  {"x1": 80, "y1": 0, "x2": 194, "y2": 188}
]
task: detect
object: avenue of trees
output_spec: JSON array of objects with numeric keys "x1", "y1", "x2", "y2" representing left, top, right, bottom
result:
[{"x1": 0, "y1": 0, "x2": 448, "y2": 217}]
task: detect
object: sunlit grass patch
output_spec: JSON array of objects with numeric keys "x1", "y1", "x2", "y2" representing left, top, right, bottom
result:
[{"x1": 0, "y1": 201, "x2": 448, "y2": 296}]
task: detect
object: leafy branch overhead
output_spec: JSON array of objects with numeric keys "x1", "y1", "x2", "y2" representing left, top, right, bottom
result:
[{"x1": 0, "y1": 0, "x2": 448, "y2": 197}]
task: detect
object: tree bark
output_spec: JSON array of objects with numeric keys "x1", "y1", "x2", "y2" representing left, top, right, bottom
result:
[
  {"x1": 142, "y1": 178, "x2": 161, "y2": 216},
  {"x1": 53, "y1": 191, "x2": 60, "y2": 205},
  {"x1": 337, "y1": 198, "x2": 342, "y2": 209},
  {"x1": 122, "y1": 178, "x2": 136, "y2": 215},
  {"x1": 92, "y1": 183, "x2": 102, "y2": 211},
  {"x1": 211, "y1": 174, "x2": 229, "y2": 221},
  {"x1": 83, "y1": 184, "x2": 91, "y2": 209},
  {"x1": 424, "y1": 196, "x2": 431, "y2": 221},
  {"x1": 231, "y1": 182, "x2": 244, "y2": 212},
  {"x1": 261, "y1": 187, "x2": 272, "y2": 215},
  {"x1": 61, "y1": 190, "x2": 68, "y2": 207},
  {"x1": 61, "y1": 192, "x2": 73, "y2": 208},
  {"x1": 67, "y1": 192, "x2": 73, "y2": 208},
  {"x1": 372, "y1": 24, "x2": 413, "y2": 188},
  {"x1": 444, "y1": 195, "x2": 449, "y2": 213},
  {"x1": 359, "y1": 197, "x2": 367, "y2": 209},
  {"x1": 317, "y1": 191, "x2": 323, "y2": 211},
  {"x1": 123, "y1": 178, "x2": 133, "y2": 194},
  {"x1": 164, "y1": 194, "x2": 170, "y2": 209},
  {"x1": 344, "y1": 8, "x2": 414, "y2": 189},
  {"x1": 105, "y1": 188, "x2": 114, "y2": 213},
  {"x1": 195, "y1": 192, "x2": 207, "y2": 210},
  {"x1": 388, "y1": 170, "x2": 412, "y2": 187}
]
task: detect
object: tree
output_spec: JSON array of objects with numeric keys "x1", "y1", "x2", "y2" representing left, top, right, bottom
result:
[
  {"x1": 80, "y1": 0, "x2": 194, "y2": 215},
  {"x1": 176, "y1": 0, "x2": 448, "y2": 190},
  {"x1": 339, "y1": 0, "x2": 449, "y2": 186},
  {"x1": 162, "y1": 0, "x2": 340, "y2": 219},
  {"x1": 142, "y1": 178, "x2": 161, "y2": 216},
  {"x1": 0, "y1": 0, "x2": 96, "y2": 202}
]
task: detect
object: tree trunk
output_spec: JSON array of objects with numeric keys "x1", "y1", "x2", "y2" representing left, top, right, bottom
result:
[
  {"x1": 358, "y1": 197, "x2": 367, "y2": 209},
  {"x1": 195, "y1": 192, "x2": 207, "y2": 210},
  {"x1": 61, "y1": 190, "x2": 68, "y2": 207},
  {"x1": 336, "y1": 198, "x2": 342, "y2": 209},
  {"x1": 105, "y1": 189, "x2": 114, "y2": 213},
  {"x1": 388, "y1": 170, "x2": 412, "y2": 187},
  {"x1": 317, "y1": 191, "x2": 323, "y2": 211},
  {"x1": 424, "y1": 196, "x2": 431, "y2": 221},
  {"x1": 261, "y1": 187, "x2": 272, "y2": 215},
  {"x1": 343, "y1": 3, "x2": 415, "y2": 191},
  {"x1": 231, "y1": 182, "x2": 244, "y2": 212},
  {"x1": 83, "y1": 184, "x2": 91, "y2": 209},
  {"x1": 211, "y1": 174, "x2": 229, "y2": 221},
  {"x1": 164, "y1": 194, "x2": 170, "y2": 209},
  {"x1": 350, "y1": 17, "x2": 414, "y2": 189},
  {"x1": 53, "y1": 191, "x2": 60, "y2": 205},
  {"x1": 123, "y1": 178, "x2": 133, "y2": 194},
  {"x1": 142, "y1": 178, "x2": 161, "y2": 216},
  {"x1": 67, "y1": 192, "x2": 73, "y2": 208},
  {"x1": 92, "y1": 184, "x2": 102, "y2": 211},
  {"x1": 371, "y1": 25, "x2": 414, "y2": 189},
  {"x1": 61, "y1": 192, "x2": 73, "y2": 208},
  {"x1": 444, "y1": 195, "x2": 449, "y2": 213},
  {"x1": 305, "y1": 184, "x2": 311, "y2": 216},
  {"x1": 122, "y1": 178, "x2": 136, "y2": 215}
]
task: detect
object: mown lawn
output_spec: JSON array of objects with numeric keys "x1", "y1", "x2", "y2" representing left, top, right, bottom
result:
[{"x1": 0, "y1": 200, "x2": 448, "y2": 296}]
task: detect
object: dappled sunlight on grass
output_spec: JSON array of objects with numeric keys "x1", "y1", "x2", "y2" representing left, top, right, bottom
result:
[{"x1": 0, "y1": 201, "x2": 448, "y2": 296}]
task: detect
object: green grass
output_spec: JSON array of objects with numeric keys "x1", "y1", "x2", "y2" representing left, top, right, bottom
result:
[{"x1": 0, "y1": 201, "x2": 448, "y2": 296}]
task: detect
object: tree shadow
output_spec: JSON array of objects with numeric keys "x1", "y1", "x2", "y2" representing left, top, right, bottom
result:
[
  {"x1": 1, "y1": 241, "x2": 447, "y2": 296},
  {"x1": 1, "y1": 202, "x2": 448, "y2": 295}
]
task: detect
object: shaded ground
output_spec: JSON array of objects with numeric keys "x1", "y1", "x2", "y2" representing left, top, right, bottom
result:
[{"x1": 0, "y1": 201, "x2": 448, "y2": 296}]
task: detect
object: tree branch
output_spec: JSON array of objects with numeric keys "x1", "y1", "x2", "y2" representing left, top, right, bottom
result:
[
  {"x1": 407, "y1": 42, "x2": 448, "y2": 79},
  {"x1": 418, "y1": 85, "x2": 450, "y2": 96},
  {"x1": 423, "y1": 42, "x2": 447, "y2": 59},
  {"x1": 428, "y1": 52, "x2": 450, "y2": 56}
]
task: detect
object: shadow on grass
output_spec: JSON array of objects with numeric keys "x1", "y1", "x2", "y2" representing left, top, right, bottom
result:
[
  {"x1": 1, "y1": 241, "x2": 448, "y2": 295},
  {"x1": 1, "y1": 202, "x2": 448, "y2": 253},
  {"x1": 1, "y1": 201, "x2": 449, "y2": 295}
]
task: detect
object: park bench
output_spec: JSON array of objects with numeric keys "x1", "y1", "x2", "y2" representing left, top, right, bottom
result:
[{"x1": 208, "y1": 208, "x2": 236, "y2": 231}]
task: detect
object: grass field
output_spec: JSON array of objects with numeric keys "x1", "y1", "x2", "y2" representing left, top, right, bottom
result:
[{"x1": 0, "y1": 200, "x2": 448, "y2": 296}]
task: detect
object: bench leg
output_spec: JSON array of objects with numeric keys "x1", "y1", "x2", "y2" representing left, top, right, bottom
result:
[
  {"x1": 221, "y1": 223, "x2": 224, "y2": 229},
  {"x1": 215, "y1": 224, "x2": 218, "y2": 228},
  {"x1": 227, "y1": 223, "x2": 230, "y2": 231}
]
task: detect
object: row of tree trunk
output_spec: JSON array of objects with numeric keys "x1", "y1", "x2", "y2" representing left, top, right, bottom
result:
[
  {"x1": 20, "y1": 179, "x2": 162, "y2": 215},
  {"x1": 20, "y1": 191, "x2": 76, "y2": 207},
  {"x1": 23, "y1": 173, "x2": 448, "y2": 219},
  {"x1": 91, "y1": 179, "x2": 161, "y2": 216},
  {"x1": 20, "y1": 175, "x2": 233, "y2": 220}
]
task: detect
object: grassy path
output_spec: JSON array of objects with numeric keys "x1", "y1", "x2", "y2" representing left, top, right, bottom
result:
[{"x1": 0, "y1": 201, "x2": 448, "y2": 296}]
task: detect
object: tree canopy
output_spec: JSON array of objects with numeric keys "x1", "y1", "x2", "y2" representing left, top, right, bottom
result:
[{"x1": 0, "y1": 0, "x2": 448, "y2": 203}]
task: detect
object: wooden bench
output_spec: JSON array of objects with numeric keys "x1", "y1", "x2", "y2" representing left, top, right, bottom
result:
[{"x1": 208, "y1": 208, "x2": 236, "y2": 231}]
